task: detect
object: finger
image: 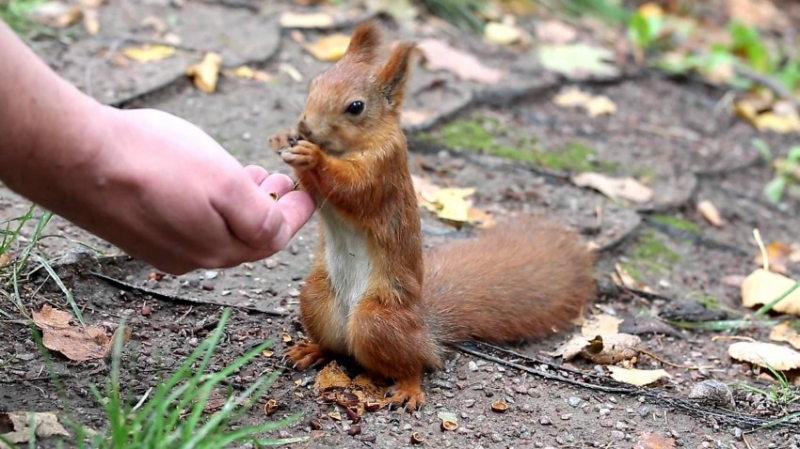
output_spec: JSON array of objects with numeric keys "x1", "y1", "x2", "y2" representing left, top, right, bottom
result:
[
  {"x1": 265, "y1": 190, "x2": 316, "y2": 251},
  {"x1": 244, "y1": 165, "x2": 269, "y2": 184},
  {"x1": 259, "y1": 173, "x2": 296, "y2": 197}
]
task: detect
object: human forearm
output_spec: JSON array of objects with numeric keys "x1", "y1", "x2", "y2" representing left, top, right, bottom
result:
[{"x1": 0, "y1": 21, "x2": 108, "y2": 204}]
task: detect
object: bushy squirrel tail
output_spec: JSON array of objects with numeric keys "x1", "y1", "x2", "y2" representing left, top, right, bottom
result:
[{"x1": 423, "y1": 217, "x2": 596, "y2": 344}]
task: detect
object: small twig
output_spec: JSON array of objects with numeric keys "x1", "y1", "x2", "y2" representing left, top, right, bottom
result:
[
  {"x1": 734, "y1": 62, "x2": 800, "y2": 108},
  {"x1": 132, "y1": 387, "x2": 153, "y2": 411},
  {"x1": 636, "y1": 348, "x2": 712, "y2": 370},
  {"x1": 88, "y1": 271, "x2": 287, "y2": 316}
]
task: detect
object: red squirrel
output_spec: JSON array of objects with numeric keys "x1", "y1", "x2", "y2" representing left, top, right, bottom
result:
[{"x1": 268, "y1": 21, "x2": 596, "y2": 411}]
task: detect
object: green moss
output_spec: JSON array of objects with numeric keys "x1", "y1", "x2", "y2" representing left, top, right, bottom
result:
[
  {"x1": 618, "y1": 262, "x2": 643, "y2": 281},
  {"x1": 536, "y1": 142, "x2": 596, "y2": 171},
  {"x1": 650, "y1": 214, "x2": 701, "y2": 235},
  {"x1": 630, "y1": 231, "x2": 681, "y2": 264}
]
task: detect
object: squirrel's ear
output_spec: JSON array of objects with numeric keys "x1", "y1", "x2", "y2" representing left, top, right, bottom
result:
[
  {"x1": 377, "y1": 42, "x2": 417, "y2": 109},
  {"x1": 342, "y1": 20, "x2": 382, "y2": 65}
]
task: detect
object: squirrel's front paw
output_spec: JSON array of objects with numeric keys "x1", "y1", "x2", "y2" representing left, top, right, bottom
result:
[
  {"x1": 268, "y1": 130, "x2": 299, "y2": 154},
  {"x1": 280, "y1": 140, "x2": 321, "y2": 170}
]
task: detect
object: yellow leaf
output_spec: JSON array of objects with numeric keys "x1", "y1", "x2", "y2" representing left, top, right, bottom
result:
[
  {"x1": 734, "y1": 100, "x2": 800, "y2": 133},
  {"x1": 637, "y1": 2, "x2": 664, "y2": 18},
  {"x1": 304, "y1": 33, "x2": 351, "y2": 62},
  {"x1": 432, "y1": 188, "x2": 475, "y2": 223},
  {"x1": 279, "y1": 11, "x2": 335, "y2": 29},
  {"x1": 553, "y1": 88, "x2": 616, "y2": 117},
  {"x1": 728, "y1": 341, "x2": 800, "y2": 371},
  {"x1": 122, "y1": 44, "x2": 176, "y2": 63},
  {"x1": 313, "y1": 361, "x2": 352, "y2": 391},
  {"x1": 607, "y1": 366, "x2": 670, "y2": 386},
  {"x1": 186, "y1": 52, "x2": 222, "y2": 94},
  {"x1": 484, "y1": 22, "x2": 524, "y2": 46},
  {"x1": 741, "y1": 268, "x2": 800, "y2": 316}
]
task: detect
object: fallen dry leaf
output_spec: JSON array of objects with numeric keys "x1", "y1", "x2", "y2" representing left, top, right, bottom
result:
[
  {"x1": 401, "y1": 109, "x2": 435, "y2": 127},
  {"x1": 28, "y1": 1, "x2": 81, "y2": 28},
  {"x1": 186, "y1": 52, "x2": 222, "y2": 94},
  {"x1": 769, "y1": 322, "x2": 800, "y2": 349},
  {"x1": 304, "y1": 33, "x2": 351, "y2": 62},
  {"x1": 0, "y1": 252, "x2": 11, "y2": 266},
  {"x1": 634, "y1": 431, "x2": 677, "y2": 449},
  {"x1": 572, "y1": 172, "x2": 654, "y2": 203},
  {"x1": 548, "y1": 333, "x2": 641, "y2": 364},
  {"x1": 122, "y1": 44, "x2": 176, "y2": 63},
  {"x1": 411, "y1": 175, "x2": 493, "y2": 228},
  {"x1": 537, "y1": 43, "x2": 618, "y2": 79},
  {"x1": 607, "y1": 366, "x2": 671, "y2": 386},
  {"x1": 535, "y1": 20, "x2": 577, "y2": 44},
  {"x1": 581, "y1": 313, "x2": 623, "y2": 337},
  {"x1": 31, "y1": 305, "x2": 121, "y2": 362},
  {"x1": 484, "y1": 22, "x2": 525, "y2": 46},
  {"x1": 728, "y1": 341, "x2": 800, "y2": 371},
  {"x1": 735, "y1": 99, "x2": 800, "y2": 133},
  {"x1": 741, "y1": 268, "x2": 800, "y2": 316},
  {"x1": 81, "y1": 7, "x2": 99, "y2": 35},
  {"x1": 229, "y1": 66, "x2": 272, "y2": 82},
  {"x1": 0, "y1": 412, "x2": 70, "y2": 445},
  {"x1": 553, "y1": 88, "x2": 617, "y2": 117},
  {"x1": 753, "y1": 241, "x2": 793, "y2": 275},
  {"x1": 697, "y1": 200, "x2": 723, "y2": 227},
  {"x1": 727, "y1": 0, "x2": 785, "y2": 29},
  {"x1": 279, "y1": 11, "x2": 335, "y2": 29},
  {"x1": 418, "y1": 38, "x2": 502, "y2": 84},
  {"x1": 279, "y1": 63, "x2": 304, "y2": 83},
  {"x1": 313, "y1": 360, "x2": 352, "y2": 391}
]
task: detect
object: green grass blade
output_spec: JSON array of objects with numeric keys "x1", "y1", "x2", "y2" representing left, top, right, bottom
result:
[{"x1": 31, "y1": 254, "x2": 84, "y2": 326}]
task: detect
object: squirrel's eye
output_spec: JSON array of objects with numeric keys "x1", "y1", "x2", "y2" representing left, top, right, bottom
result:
[{"x1": 345, "y1": 101, "x2": 365, "y2": 115}]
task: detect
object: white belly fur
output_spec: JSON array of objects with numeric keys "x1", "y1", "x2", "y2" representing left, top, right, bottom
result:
[{"x1": 320, "y1": 204, "x2": 372, "y2": 331}]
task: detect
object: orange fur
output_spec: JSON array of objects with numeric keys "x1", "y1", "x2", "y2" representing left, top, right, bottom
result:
[{"x1": 270, "y1": 21, "x2": 597, "y2": 411}]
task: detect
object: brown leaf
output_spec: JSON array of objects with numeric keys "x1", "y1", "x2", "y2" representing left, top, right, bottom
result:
[
  {"x1": 418, "y1": 39, "x2": 502, "y2": 84},
  {"x1": 313, "y1": 360, "x2": 352, "y2": 391},
  {"x1": 32, "y1": 305, "x2": 112, "y2": 362},
  {"x1": 1, "y1": 412, "x2": 69, "y2": 444},
  {"x1": 727, "y1": 0, "x2": 786, "y2": 29},
  {"x1": 572, "y1": 172, "x2": 653, "y2": 203},
  {"x1": 753, "y1": 241, "x2": 793, "y2": 275},
  {"x1": 581, "y1": 313, "x2": 623, "y2": 338},
  {"x1": 634, "y1": 431, "x2": 676, "y2": 449},
  {"x1": 582, "y1": 334, "x2": 641, "y2": 364},
  {"x1": 697, "y1": 200, "x2": 724, "y2": 227},
  {"x1": 769, "y1": 322, "x2": 800, "y2": 350},
  {"x1": 728, "y1": 341, "x2": 800, "y2": 371}
]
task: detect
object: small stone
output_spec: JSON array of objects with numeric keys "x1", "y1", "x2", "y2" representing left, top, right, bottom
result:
[
  {"x1": 568, "y1": 396, "x2": 582, "y2": 407},
  {"x1": 599, "y1": 408, "x2": 611, "y2": 416},
  {"x1": 688, "y1": 379, "x2": 734, "y2": 408},
  {"x1": 539, "y1": 416, "x2": 553, "y2": 426},
  {"x1": 265, "y1": 259, "x2": 278, "y2": 269},
  {"x1": 288, "y1": 288, "x2": 301, "y2": 297},
  {"x1": 204, "y1": 270, "x2": 219, "y2": 280},
  {"x1": 242, "y1": 132, "x2": 252, "y2": 141},
  {"x1": 290, "y1": 245, "x2": 299, "y2": 255},
  {"x1": 468, "y1": 361, "x2": 479, "y2": 371},
  {"x1": 15, "y1": 353, "x2": 35, "y2": 362},
  {"x1": 188, "y1": 279, "x2": 200, "y2": 288},
  {"x1": 360, "y1": 435, "x2": 376, "y2": 443},
  {"x1": 141, "y1": 305, "x2": 152, "y2": 316},
  {"x1": 491, "y1": 433, "x2": 503, "y2": 443},
  {"x1": 609, "y1": 430, "x2": 625, "y2": 441},
  {"x1": 201, "y1": 281, "x2": 215, "y2": 291},
  {"x1": 637, "y1": 406, "x2": 650, "y2": 417},
  {"x1": 560, "y1": 414, "x2": 572, "y2": 421},
  {"x1": 347, "y1": 424, "x2": 361, "y2": 436},
  {"x1": 614, "y1": 421, "x2": 627, "y2": 430}
]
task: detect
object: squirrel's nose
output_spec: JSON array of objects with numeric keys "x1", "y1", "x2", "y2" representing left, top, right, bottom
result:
[{"x1": 298, "y1": 119, "x2": 312, "y2": 138}]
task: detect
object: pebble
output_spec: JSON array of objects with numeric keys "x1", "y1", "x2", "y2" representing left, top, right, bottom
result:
[
  {"x1": 188, "y1": 279, "x2": 200, "y2": 288},
  {"x1": 265, "y1": 259, "x2": 278, "y2": 269},
  {"x1": 567, "y1": 396, "x2": 582, "y2": 407},
  {"x1": 468, "y1": 361, "x2": 479, "y2": 372},
  {"x1": 242, "y1": 132, "x2": 251, "y2": 141},
  {"x1": 201, "y1": 281, "x2": 215, "y2": 291},
  {"x1": 491, "y1": 433, "x2": 503, "y2": 443},
  {"x1": 609, "y1": 430, "x2": 625, "y2": 441},
  {"x1": 539, "y1": 416, "x2": 553, "y2": 426},
  {"x1": 141, "y1": 305, "x2": 152, "y2": 316},
  {"x1": 560, "y1": 414, "x2": 572, "y2": 421},
  {"x1": 204, "y1": 270, "x2": 219, "y2": 280},
  {"x1": 688, "y1": 379, "x2": 734, "y2": 408}
]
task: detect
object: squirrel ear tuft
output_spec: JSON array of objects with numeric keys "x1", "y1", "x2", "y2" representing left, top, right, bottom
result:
[
  {"x1": 377, "y1": 42, "x2": 417, "y2": 109},
  {"x1": 343, "y1": 20, "x2": 383, "y2": 65}
]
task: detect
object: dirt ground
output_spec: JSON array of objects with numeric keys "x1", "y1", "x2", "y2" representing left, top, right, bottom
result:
[{"x1": 3, "y1": 1, "x2": 800, "y2": 448}]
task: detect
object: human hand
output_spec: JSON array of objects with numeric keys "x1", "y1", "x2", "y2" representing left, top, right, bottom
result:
[{"x1": 64, "y1": 106, "x2": 315, "y2": 274}]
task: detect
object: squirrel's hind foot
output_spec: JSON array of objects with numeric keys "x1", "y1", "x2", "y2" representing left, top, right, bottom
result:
[
  {"x1": 386, "y1": 376, "x2": 426, "y2": 412},
  {"x1": 285, "y1": 341, "x2": 327, "y2": 370}
]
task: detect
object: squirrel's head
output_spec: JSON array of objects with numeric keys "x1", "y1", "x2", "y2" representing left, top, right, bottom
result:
[{"x1": 297, "y1": 21, "x2": 417, "y2": 155}]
